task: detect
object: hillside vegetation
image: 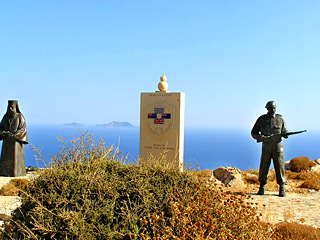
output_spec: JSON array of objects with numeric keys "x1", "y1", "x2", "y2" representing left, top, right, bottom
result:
[{"x1": 1, "y1": 132, "x2": 319, "y2": 239}]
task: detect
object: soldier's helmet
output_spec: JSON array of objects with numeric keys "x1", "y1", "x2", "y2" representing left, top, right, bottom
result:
[{"x1": 265, "y1": 101, "x2": 276, "y2": 109}]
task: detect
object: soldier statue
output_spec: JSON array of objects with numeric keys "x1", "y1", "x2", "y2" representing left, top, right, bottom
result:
[
  {"x1": 251, "y1": 101, "x2": 288, "y2": 197},
  {"x1": 0, "y1": 100, "x2": 28, "y2": 177}
]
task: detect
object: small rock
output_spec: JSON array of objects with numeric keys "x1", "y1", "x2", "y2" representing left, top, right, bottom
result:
[
  {"x1": 213, "y1": 167, "x2": 246, "y2": 190},
  {"x1": 209, "y1": 172, "x2": 224, "y2": 186},
  {"x1": 285, "y1": 161, "x2": 291, "y2": 170},
  {"x1": 311, "y1": 164, "x2": 320, "y2": 173},
  {"x1": 26, "y1": 166, "x2": 38, "y2": 172},
  {"x1": 314, "y1": 159, "x2": 320, "y2": 165}
]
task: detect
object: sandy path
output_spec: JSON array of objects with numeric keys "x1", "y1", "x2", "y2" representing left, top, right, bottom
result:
[{"x1": 249, "y1": 190, "x2": 320, "y2": 228}]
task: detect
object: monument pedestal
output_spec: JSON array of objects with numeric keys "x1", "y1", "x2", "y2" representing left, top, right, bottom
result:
[{"x1": 140, "y1": 91, "x2": 185, "y2": 170}]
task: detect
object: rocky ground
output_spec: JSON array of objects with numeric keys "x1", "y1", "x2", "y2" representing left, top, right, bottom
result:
[{"x1": 210, "y1": 159, "x2": 320, "y2": 229}]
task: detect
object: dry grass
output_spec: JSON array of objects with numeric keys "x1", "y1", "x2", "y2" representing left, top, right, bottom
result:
[
  {"x1": 300, "y1": 172, "x2": 320, "y2": 190},
  {"x1": 286, "y1": 170, "x2": 320, "y2": 190},
  {"x1": 273, "y1": 222, "x2": 320, "y2": 240},
  {"x1": 242, "y1": 170, "x2": 279, "y2": 191},
  {"x1": 242, "y1": 166, "x2": 320, "y2": 193},
  {"x1": 242, "y1": 172, "x2": 259, "y2": 184},
  {"x1": 189, "y1": 169, "x2": 213, "y2": 181},
  {"x1": 0, "y1": 178, "x2": 29, "y2": 196}
]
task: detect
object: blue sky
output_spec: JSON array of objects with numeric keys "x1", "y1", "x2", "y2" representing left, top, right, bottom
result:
[{"x1": 0, "y1": 1, "x2": 319, "y2": 130}]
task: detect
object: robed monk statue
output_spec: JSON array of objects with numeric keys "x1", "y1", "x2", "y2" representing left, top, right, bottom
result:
[{"x1": 0, "y1": 100, "x2": 28, "y2": 176}]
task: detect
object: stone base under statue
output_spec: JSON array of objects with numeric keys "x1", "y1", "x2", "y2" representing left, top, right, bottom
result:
[{"x1": 0, "y1": 139, "x2": 26, "y2": 177}]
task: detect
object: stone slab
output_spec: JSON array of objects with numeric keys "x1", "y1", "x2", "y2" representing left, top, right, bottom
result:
[{"x1": 140, "y1": 92, "x2": 185, "y2": 170}]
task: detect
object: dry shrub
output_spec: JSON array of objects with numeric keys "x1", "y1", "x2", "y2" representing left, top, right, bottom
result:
[
  {"x1": 273, "y1": 222, "x2": 320, "y2": 240},
  {"x1": 0, "y1": 178, "x2": 29, "y2": 196},
  {"x1": 139, "y1": 184, "x2": 272, "y2": 240},
  {"x1": 299, "y1": 172, "x2": 314, "y2": 180},
  {"x1": 268, "y1": 170, "x2": 278, "y2": 182},
  {"x1": 242, "y1": 168, "x2": 259, "y2": 185},
  {"x1": 286, "y1": 170, "x2": 312, "y2": 180},
  {"x1": 1, "y1": 132, "x2": 276, "y2": 240},
  {"x1": 10, "y1": 178, "x2": 29, "y2": 189},
  {"x1": 286, "y1": 170, "x2": 300, "y2": 180},
  {"x1": 189, "y1": 169, "x2": 213, "y2": 180},
  {"x1": 286, "y1": 170, "x2": 320, "y2": 190},
  {"x1": 258, "y1": 170, "x2": 279, "y2": 191},
  {"x1": 0, "y1": 183, "x2": 19, "y2": 196},
  {"x1": 242, "y1": 172, "x2": 259, "y2": 184},
  {"x1": 300, "y1": 172, "x2": 320, "y2": 190},
  {"x1": 290, "y1": 157, "x2": 316, "y2": 172},
  {"x1": 246, "y1": 168, "x2": 259, "y2": 176}
]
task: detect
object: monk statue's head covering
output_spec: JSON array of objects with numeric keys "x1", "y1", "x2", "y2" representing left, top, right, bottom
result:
[{"x1": 6, "y1": 100, "x2": 21, "y2": 117}]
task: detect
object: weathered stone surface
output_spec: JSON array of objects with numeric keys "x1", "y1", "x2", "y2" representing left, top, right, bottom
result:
[
  {"x1": 209, "y1": 171, "x2": 224, "y2": 187},
  {"x1": 213, "y1": 167, "x2": 246, "y2": 190}
]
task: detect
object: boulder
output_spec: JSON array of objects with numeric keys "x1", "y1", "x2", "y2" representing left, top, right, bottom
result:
[
  {"x1": 213, "y1": 167, "x2": 246, "y2": 190},
  {"x1": 209, "y1": 172, "x2": 224, "y2": 187}
]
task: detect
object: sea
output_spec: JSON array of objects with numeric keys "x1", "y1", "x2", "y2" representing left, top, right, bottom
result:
[{"x1": 1, "y1": 125, "x2": 319, "y2": 171}]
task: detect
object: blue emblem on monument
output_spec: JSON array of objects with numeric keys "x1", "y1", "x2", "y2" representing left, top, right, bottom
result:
[{"x1": 148, "y1": 108, "x2": 171, "y2": 124}]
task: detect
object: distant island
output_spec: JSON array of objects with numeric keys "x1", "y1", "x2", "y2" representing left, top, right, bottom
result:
[
  {"x1": 63, "y1": 121, "x2": 135, "y2": 128},
  {"x1": 95, "y1": 121, "x2": 135, "y2": 128},
  {"x1": 63, "y1": 122, "x2": 84, "y2": 127}
]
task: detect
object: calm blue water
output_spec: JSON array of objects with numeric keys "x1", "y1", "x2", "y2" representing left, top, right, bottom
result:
[{"x1": 1, "y1": 125, "x2": 319, "y2": 171}]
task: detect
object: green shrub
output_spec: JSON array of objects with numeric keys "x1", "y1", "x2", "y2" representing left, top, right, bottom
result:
[
  {"x1": 289, "y1": 157, "x2": 316, "y2": 172},
  {"x1": 1, "y1": 132, "x2": 276, "y2": 239}
]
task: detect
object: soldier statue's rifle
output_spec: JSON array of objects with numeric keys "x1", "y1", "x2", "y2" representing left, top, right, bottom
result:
[{"x1": 257, "y1": 130, "x2": 307, "y2": 143}]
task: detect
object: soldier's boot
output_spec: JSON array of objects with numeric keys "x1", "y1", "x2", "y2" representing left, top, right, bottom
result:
[
  {"x1": 279, "y1": 184, "x2": 286, "y2": 197},
  {"x1": 257, "y1": 184, "x2": 265, "y2": 195}
]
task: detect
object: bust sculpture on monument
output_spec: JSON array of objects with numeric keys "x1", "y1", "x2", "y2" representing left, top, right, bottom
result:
[{"x1": 0, "y1": 100, "x2": 28, "y2": 176}]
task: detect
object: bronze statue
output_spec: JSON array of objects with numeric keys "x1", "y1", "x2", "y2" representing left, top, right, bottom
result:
[
  {"x1": 251, "y1": 101, "x2": 288, "y2": 197},
  {"x1": 0, "y1": 100, "x2": 28, "y2": 176}
]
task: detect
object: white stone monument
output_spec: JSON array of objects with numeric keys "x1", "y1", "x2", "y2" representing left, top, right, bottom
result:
[{"x1": 139, "y1": 75, "x2": 185, "y2": 170}]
